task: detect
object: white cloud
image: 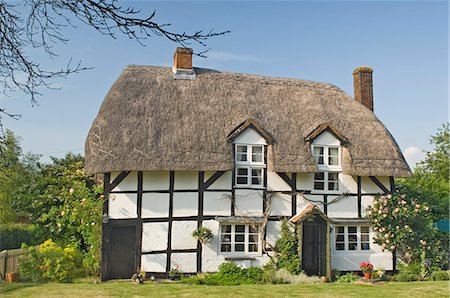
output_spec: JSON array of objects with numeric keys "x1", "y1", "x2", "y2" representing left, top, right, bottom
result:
[{"x1": 403, "y1": 146, "x2": 425, "y2": 169}]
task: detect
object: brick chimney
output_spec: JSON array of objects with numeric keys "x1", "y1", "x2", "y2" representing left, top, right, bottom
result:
[
  {"x1": 352, "y1": 66, "x2": 373, "y2": 111},
  {"x1": 172, "y1": 47, "x2": 196, "y2": 80}
]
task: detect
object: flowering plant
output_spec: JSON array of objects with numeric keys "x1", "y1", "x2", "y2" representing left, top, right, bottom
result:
[
  {"x1": 365, "y1": 192, "x2": 436, "y2": 264},
  {"x1": 360, "y1": 261, "x2": 373, "y2": 273}
]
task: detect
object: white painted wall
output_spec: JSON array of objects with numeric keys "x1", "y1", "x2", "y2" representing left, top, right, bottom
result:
[
  {"x1": 171, "y1": 253, "x2": 197, "y2": 272},
  {"x1": 327, "y1": 195, "x2": 358, "y2": 218},
  {"x1": 141, "y1": 254, "x2": 166, "y2": 272},
  {"x1": 143, "y1": 172, "x2": 170, "y2": 190},
  {"x1": 266, "y1": 221, "x2": 282, "y2": 247},
  {"x1": 174, "y1": 172, "x2": 198, "y2": 190},
  {"x1": 172, "y1": 192, "x2": 198, "y2": 217},
  {"x1": 361, "y1": 176, "x2": 390, "y2": 193},
  {"x1": 108, "y1": 193, "x2": 137, "y2": 219},
  {"x1": 204, "y1": 171, "x2": 232, "y2": 190},
  {"x1": 204, "y1": 192, "x2": 232, "y2": 216},
  {"x1": 142, "y1": 222, "x2": 168, "y2": 252},
  {"x1": 269, "y1": 193, "x2": 291, "y2": 216},
  {"x1": 171, "y1": 221, "x2": 198, "y2": 250},
  {"x1": 110, "y1": 171, "x2": 137, "y2": 192},
  {"x1": 141, "y1": 193, "x2": 169, "y2": 218},
  {"x1": 232, "y1": 127, "x2": 267, "y2": 145},
  {"x1": 313, "y1": 130, "x2": 340, "y2": 146},
  {"x1": 234, "y1": 189, "x2": 264, "y2": 216}
]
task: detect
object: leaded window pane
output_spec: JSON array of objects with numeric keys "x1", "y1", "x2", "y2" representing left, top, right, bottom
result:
[{"x1": 236, "y1": 145, "x2": 248, "y2": 162}]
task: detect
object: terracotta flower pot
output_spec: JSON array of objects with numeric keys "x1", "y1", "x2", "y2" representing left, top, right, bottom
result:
[
  {"x1": 363, "y1": 272, "x2": 371, "y2": 280},
  {"x1": 5, "y1": 272, "x2": 20, "y2": 283}
]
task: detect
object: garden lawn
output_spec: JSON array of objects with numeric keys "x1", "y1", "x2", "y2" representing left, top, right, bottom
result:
[{"x1": 0, "y1": 280, "x2": 449, "y2": 298}]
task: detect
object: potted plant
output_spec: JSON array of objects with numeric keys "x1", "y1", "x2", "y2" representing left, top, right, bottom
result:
[
  {"x1": 168, "y1": 266, "x2": 181, "y2": 281},
  {"x1": 192, "y1": 226, "x2": 213, "y2": 244},
  {"x1": 360, "y1": 261, "x2": 373, "y2": 280},
  {"x1": 5, "y1": 272, "x2": 20, "y2": 283}
]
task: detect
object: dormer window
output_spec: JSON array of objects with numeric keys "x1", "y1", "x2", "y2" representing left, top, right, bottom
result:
[
  {"x1": 313, "y1": 145, "x2": 340, "y2": 168},
  {"x1": 235, "y1": 144, "x2": 265, "y2": 187}
]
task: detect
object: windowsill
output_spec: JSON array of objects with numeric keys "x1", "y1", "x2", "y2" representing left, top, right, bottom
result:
[
  {"x1": 311, "y1": 190, "x2": 342, "y2": 195},
  {"x1": 221, "y1": 252, "x2": 262, "y2": 258},
  {"x1": 234, "y1": 185, "x2": 265, "y2": 190},
  {"x1": 224, "y1": 257, "x2": 257, "y2": 261}
]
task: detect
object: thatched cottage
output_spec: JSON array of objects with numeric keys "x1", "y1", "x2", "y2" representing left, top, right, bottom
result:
[{"x1": 85, "y1": 48, "x2": 411, "y2": 281}]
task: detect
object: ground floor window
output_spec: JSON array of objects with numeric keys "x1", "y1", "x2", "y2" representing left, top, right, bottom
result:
[
  {"x1": 220, "y1": 224, "x2": 260, "y2": 254},
  {"x1": 335, "y1": 226, "x2": 371, "y2": 251}
]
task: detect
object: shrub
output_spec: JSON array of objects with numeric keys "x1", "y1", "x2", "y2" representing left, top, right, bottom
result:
[
  {"x1": 335, "y1": 273, "x2": 360, "y2": 283},
  {"x1": 270, "y1": 219, "x2": 302, "y2": 275},
  {"x1": 393, "y1": 272, "x2": 420, "y2": 282},
  {"x1": 19, "y1": 239, "x2": 81, "y2": 283},
  {"x1": 182, "y1": 263, "x2": 266, "y2": 285},
  {"x1": 0, "y1": 224, "x2": 38, "y2": 250},
  {"x1": 430, "y1": 271, "x2": 450, "y2": 281},
  {"x1": 192, "y1": 226, "x2": 213, "y2": 243},
  {"x1": 273, "y1": 269, "x2": 320, "y2": 284}
]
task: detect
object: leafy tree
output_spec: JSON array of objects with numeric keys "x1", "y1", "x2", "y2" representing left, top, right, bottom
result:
[
  {"x1": 397, "y1": 123, "x2": 449, "y2": 221},
  {"x1": 30, "y1": 153, "x2": 103, "y2": 275},
  {"x1": 0, "y1": 130, "x2": 40, "y2": 224},
  {"x1": 0, "y1": 0, "x2": 228, "y2": 123}
]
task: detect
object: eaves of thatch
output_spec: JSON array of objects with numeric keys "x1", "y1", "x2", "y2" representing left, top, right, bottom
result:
[{"x1": 85, "y1": 66, "x2": 411, "y2": 177}]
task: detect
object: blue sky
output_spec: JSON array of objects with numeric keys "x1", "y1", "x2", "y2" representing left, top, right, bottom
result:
[{"x1": 1, "y1": 1, "x2": 448, "y2": 168}]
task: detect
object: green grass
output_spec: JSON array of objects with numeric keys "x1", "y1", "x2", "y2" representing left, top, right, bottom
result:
[{"x1": 0, "y1": 280, "x2": 448, "y2": 298}]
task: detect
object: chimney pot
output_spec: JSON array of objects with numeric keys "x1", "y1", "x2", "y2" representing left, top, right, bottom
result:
[
  {"x1": 172, "y1": 47, "x2": 196, "y2": 80},
  {"x1": 353, "y1": 66, "x2": 374, "y2": 111}
]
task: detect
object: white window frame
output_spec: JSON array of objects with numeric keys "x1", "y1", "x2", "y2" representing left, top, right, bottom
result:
[
  {"x1": 235, "y1": 144, "x2": 265, "y2": 188},
  {"x1": 333, "y1": 225, "x2": 371, "y2": 252},
  {"x1": 219, "y1": 223, "x2": 262, "y2": 256},
  {"x1": 313, "y1": 171, "x2": 340, "y2": 192},
  {"x1": 312, "y1": 145, "x2": 341, "y2": 171}
]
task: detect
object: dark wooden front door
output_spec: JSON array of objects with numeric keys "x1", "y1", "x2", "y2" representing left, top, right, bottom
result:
[
  {"x1": 302, "y1": 222, "x2": 322, "y2": 276},
  {"x1": 109, "y1": 226, "x2": 136, "y2": 279}
]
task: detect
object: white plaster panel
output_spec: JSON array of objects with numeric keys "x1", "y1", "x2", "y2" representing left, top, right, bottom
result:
[
  {"x1": 141, "y1": 254, "x2": 167, "y2": 272},
  {"x1": 302, "y1": 194, "x2": 325, "y2": 213},
  {"x1": 234, "y1": 189, "x2": 263, "y2": 216},
  {"x1": 267, "y1": 171, "x2": 291, "y2": 191},
  {"x1": 204, "y1": 192, "x2": 232, "y2": 216},
  {"x1": 331, "y1": 251, "x2": 393, "y2": 271},
  {"x1": 266, "y1": 221, "x2": 282, "y2": 247},
  {"x1": 141, "y1": 193, "x2": 169, "y2": 218},
  {"x1": 201, "y1": 220, "x2": 223, "y2": 272},
  {"x1": 340, "y1": 174, "x2": 357, "y2": 193},
  {"x1": 173, "y1": 192, "x2": 198, "y2": 217},
  {"x1": 205, "y1": 171, "x2": 232, "y2": 190},
  {"x1": 232, "y1": 127, "x2": 267, "y2": 145},
  {"x1": 361, "y1": 195, "x2": 375, "y2": 217},
  {"x1": 142, "y1": 222, "x2": 168, "y2": 252},
  {"x1": 361, "y1": 176, "x2": 391, "y2": 194},
  {"x1": 296, "y1": 195, "x2": 310, "y2": 213},
  {"x1": 313, "y1": 130, "x2": 340, "y2": 146},
  {"x1": 143, "y1": 172, "x2": 169, "y2": 191},
  {"x1": 171, "y1": 253, "x2": 197, "y2": 273},
  {"x1": 297, "y1": 173, "x2": 313, "y2": 190},
  {"x1": 174, "y1": 171, "x2": 198, "y2": 190},
  {"x1": 111, "y1": 171, "x2": 137, "y2": 192},
  {"x1": 327, "y1": 195, "x2": 358, "y2": 218},
  {"x1": 108, "y1": 193, "x2": 137, "y2": 219},
  {"x1": 171, "y1": 221, "x2": 198, "y2": 250},
  {"x1": 269, "y1": 193, "x2": 291, "y2": 216}
]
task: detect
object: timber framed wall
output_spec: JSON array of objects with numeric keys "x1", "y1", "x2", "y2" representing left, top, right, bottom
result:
[{"x1": 101, "y1": 169, "x2": 395, "y2": 280}]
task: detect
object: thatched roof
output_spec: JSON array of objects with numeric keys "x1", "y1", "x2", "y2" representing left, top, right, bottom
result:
[{"x1": 85, "y1": 66, "x2": 411, "y2": 177}]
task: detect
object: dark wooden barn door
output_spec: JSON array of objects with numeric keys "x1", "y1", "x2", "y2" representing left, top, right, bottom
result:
[
  {"x1": 109, "y1": 226, "x2": 136, "y2": 279},
  {"x1": 302, "y1": 223, "x2": 321, "y2": 276}
]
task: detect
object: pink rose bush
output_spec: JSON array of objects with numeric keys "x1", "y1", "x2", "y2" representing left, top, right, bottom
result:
[{"x1": 366, "y1": 192, "x2": 436, "y2": 264}]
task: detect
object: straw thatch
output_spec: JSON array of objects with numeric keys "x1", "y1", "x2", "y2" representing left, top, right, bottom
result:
[{"x1": 85, "y1": 66, "x2": 411, "y2": 177}]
